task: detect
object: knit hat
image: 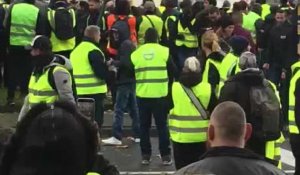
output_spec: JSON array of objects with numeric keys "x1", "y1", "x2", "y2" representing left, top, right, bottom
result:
[
  {"x1": 219, "y1": 15, "x2": 234, "y2": 29},
  {"x1": 25, "y1": 35, "x2": 52, "y2": 52},
  {"x1": 229, "y1": 36, "x2": 249, "y2": 56},
  {"x1": 239, "y1": 51, "x2": 257, "y2": 70}
]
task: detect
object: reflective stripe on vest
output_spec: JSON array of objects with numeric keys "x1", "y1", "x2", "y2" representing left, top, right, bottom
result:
[
  {"x1": 70, "y1": 41, "x2": 107, "y2": 95},
  {"x1": 28, "y1": 66, "x2": 68, "y2": 106},
  {"x1": 131, "y1": 43, "x2": 169, "y2": 98},
  {"x1": 138, "y1": 15, "x2": 163, "y2": 45},
  {"x1": 169, "y1": 82, "x2": 211, "y2": 143},
  {"x1": 10, "y1": 3, "x2": 39, "y2": 46},
  {"x1": 289, "y1": 62, "x2": 300, "y2": 134},
  {"x1": 47, "y1": 8, "x2": 76, "y2": 52},
  {"x1": 175, "y1": 18, "x2": 198, "y2": 48}
]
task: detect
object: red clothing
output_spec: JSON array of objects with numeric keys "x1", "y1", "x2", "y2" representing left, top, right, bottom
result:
[{"x1": 233, "y1": 25, "x2": 256, "y2": 54}]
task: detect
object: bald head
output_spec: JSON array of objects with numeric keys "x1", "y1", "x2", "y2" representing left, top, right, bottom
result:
[
  {"x1": 208, "y1": 101, "x2": 252, "y2": 148},
  {"x1": 84, "y1": 25, "x2": 101, "y2": 43}
]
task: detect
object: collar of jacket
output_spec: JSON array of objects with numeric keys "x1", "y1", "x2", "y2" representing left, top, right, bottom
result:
[
  {"x1": 82, "y1": 37, "x2": 99, "y2": 47},
  {"x1": 200, "y1": 146, "x2": 265, "y2": 161}
]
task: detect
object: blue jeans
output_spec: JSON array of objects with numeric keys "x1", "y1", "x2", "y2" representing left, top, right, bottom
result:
[
  {"x1": 112, "y1": 84, "x2": 140, "y2": 140},
  {"x1": 176, "y1": 46, "x2": 198, "y2": 72},
  {"x1": 137, "y1": 97, "x2": 171, "y2": 157}
]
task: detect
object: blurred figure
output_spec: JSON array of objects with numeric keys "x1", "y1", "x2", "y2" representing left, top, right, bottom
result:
[
  {"x1": 46, "y1": 0, "x2": 76, "y2": 58},
  {"x1": 0, "y1": 0, "x2": 9, "y2": 87},
  {"x1": 4, "y1": 0, "x2": 45, "y2": 105},
  {"x1": 239, "y1": 1, "x2": 261, "y2": 36},
  {"x1": 175, "y1": 102, "x2": 285, "y2": 175},
  {"x1": 169, "y1": 56, "x2": 216, "y2": 169},
  {"x1": 70, "y1": 26, "x2": 108, "y2": 130},
  {"x1": 0, "y1": 101, "x2": 119, "y2": 175}
]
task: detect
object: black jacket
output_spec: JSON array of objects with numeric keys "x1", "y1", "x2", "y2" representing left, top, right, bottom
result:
[
  {"x1": 112, "y1": 40, "x2": 136, "y2": 85},
  {"x1": 205, "y1": 52, "x2": 224, "y2": 90},
  {"x1": 266, "y1": 21, "x2": 295, "y2": 69},
  {"x1": 175, "y1": 146, "x2": 285, "y2": 175}
]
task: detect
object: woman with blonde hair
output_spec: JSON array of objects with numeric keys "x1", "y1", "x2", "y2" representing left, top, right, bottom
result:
[
  {"x1": 201, "y1": 30, "x2": 224, "y2": 95},
  {"x1": 169, "y1": 56, "x2": 217, "y2": 170}
]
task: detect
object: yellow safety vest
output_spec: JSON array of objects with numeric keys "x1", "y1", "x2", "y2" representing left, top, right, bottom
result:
[
  {"x1": 164, "y1": 15, "x2": 176, "y2": 39},
  {"x1": 261, "y1": 4, "x2": 271, "y2": 20},
  {"x1": 131, "y1": 43, "x2": 169, "y2": 98},
  {"x1": 28, "y1": 66, "x2": 69, "y2": 106},
  {"x1": 288, "y1": 61, "x2": 300, "y2": 134},
  {"x1": 169, "y1": 82, "x2": 211, "y2": 143},
  {"x1": 47, "y1": 8, "x2": 76, "y2": 52},
  {"x1": 175, "y1": 18, "x2": 198, "y2": 48},
  {"x1": 87, "y1": 173, "x2": 101, "y2": 175},
  {"x1": 218, "y1": 52, "x2": 240, "y2": 95},
  {"x1": 265, "y1": 133, "x2": 285, "y2": 169},
  {"x1": 138, "y1": 15, "x2": 163, "y2": 45},
  {"x1": 70, "y1": 41, "x2": 107, "y2": 95},
  {"x1": 10, "y1": 3, "x2": 39, "y2": 46},
  {"x1": 242, "y1": 11, "x2": 261, "y2": 34}
]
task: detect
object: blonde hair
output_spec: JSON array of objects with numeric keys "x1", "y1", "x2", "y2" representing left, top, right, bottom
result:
[
  {"x1": 201, "y1": 30, "x2": 221, "y2": 52},
  {"x1": 183, "y1": 56, "x2": 201, "y2": 73}
]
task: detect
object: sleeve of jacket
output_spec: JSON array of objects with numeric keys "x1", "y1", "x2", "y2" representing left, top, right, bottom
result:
[
  {"x1": 208, "y1": 64, "x2": 220, "y2": 91},
  {"x1": 167, "y1": 55, "x2": 179, "y2": 81},
  {"x1": 113, "y1": 40, "x2": 135, "y2": 69},
  {"x1": 294, "y1": 79, "x2": 300, "y2": 130},
  {"x1": 88, "y1": 49, "x2": 108, "y2": 80},
  {"x1": 35, "y1": 8, "x2": 48, "y2": 35},
  {"x1": 53, "y1": 69, "x2": 75, "y2": 104},
  {"x1": 3, "y1": 5, "x2": 12, "y2": 47}
]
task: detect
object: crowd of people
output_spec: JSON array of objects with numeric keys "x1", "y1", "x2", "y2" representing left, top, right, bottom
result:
[{"x1": 0, "y1": 0, "x2": 299, "y2": 174}]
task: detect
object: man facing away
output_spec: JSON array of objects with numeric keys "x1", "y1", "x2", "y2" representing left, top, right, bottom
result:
[{"x1": 175, "y1": 101, "x2": 285, "y2": 175}]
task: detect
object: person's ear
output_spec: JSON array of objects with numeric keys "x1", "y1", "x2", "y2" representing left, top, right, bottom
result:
[
  {"x1": 208, "y1": 124, "x2": 215, "y2": 142},
  {"x1": 244, "y1": 123, "x2": 252, "y2": 142}
]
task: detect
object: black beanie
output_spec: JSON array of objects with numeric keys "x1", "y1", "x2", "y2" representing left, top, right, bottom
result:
[
  {"x1": 219, "y1": 15, "x2": 234, "y2": 29},
  {"x1": 229, "y1": 36, "x2": 249, "y2": 56}
]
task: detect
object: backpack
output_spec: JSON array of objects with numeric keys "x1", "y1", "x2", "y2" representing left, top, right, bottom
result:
[
  {"x1": 108, "y1": 16, "x2": 130, "y2": 50},
  {"x1": 48, "y1": 8, "x2": 75, "y2": 40},
  {"x1": 249, "y1": 79, "x2": 281, "y2": 141},
  {"x1": 48, "y1": 54, "x2": 77, "y2": 100}
]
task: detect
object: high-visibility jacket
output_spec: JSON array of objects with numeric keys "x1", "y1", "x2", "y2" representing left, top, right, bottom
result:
[
  {"x1": 10, "y1": 3, "x2": 39, "y2": 46},
  {"x1": 87, "y1": 173, "x2": 100, "y2": 175},
  {"x1": 261, "y1": 4, "x2": 271, "y2": 20},
  {"x1": 169, "y1": 82, "x2": 211, "y2": 143},
  {"x1": 288, "y1": 61, "x2": 300, "y2": 134},
  {"x1": 106, "y1": 14, "x2": 137, "y2": 56},
  {"x1": 138, "y1": 15, "x2": 163, "y2": 45},
  {"x1": 131, "y1": 43, "x2": 169, "y2": 98},
  {"x1": 28, "y1": 66, "x2": 69, "y2": 105},
  {"x1": 47, "y1": 8, "x2": 76, "y2": 52},
  {"x1": 175, "y1": 18, "x2": 198, "y2": 48},
  {"x1": 242, "y1": 11, "x2": 261, "y2": 34},
  {"x1": 202, "y1": 58, "x2": 222, "y2": 94},
  {"x1": 164, "y1": 15, "x2": 176, "y2": 39},
  {"x1": 218, "y1": 52, "x2": 240, "y2": 96},
  {"x1": 265, "y1": 133, "x2": 285, "y2": 169},
  {"x1": 70, "y1": 41, "x2": 107, "y2": 95}
]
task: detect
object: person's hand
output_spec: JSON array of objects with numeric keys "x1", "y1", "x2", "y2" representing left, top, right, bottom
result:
[
  {"x1": 281, "y1": 71, "x2": 286, "y2": 80},
  {"x1": 263, "y1": 63, "x2": 269, "y2": 70},
  {"x1": 106, "y1": 58, "x2": 113, "y2": 66}
]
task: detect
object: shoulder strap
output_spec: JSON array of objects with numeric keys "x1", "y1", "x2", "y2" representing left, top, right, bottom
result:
[
  {"x1": 180, "y1": 83, "x2": 208, "y2": 120},
  {"x1": 48, "y1": 65, "x2": 57, "y2": 91},
  {"x1": 145, "y1": 15, "x2": 155, "y2": 28}
]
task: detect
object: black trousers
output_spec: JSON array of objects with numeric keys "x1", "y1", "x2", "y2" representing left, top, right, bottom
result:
[
  {"x1": 172, "y1": 141, "x2": 207, "y2": 170},
  {"x1": 6, "y1": 48, "x2": 32, "y2": 101},
  {"x1": 78, "y1": 93, "x2": 105, "y2": 128},
  {"x1": 290, "y1": 134, "x2": 300, "y2": 175}
]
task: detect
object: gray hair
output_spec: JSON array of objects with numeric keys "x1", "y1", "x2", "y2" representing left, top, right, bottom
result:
[
  {"x1": 182, "y1": 56, "x2": 201, "y2": 73},
  {"x1": 84, "y1": 25, "x2": 101, "y2": 39},
  {"x1": 239, "y1": 51, "x2": 257, "y2": 70}
]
